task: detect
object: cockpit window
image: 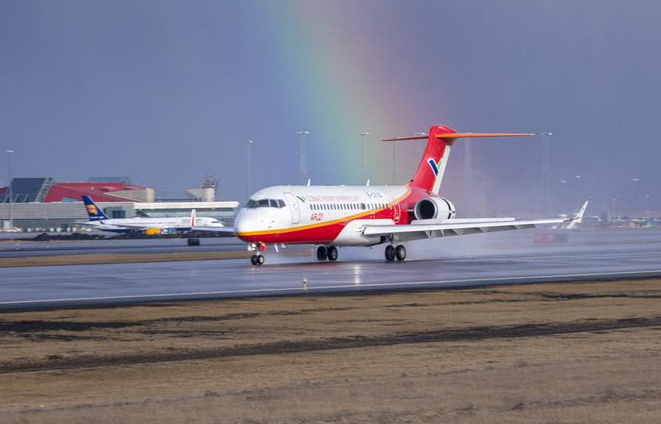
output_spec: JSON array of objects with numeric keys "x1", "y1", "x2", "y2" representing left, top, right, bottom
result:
[{"x1": 246, "y1": 198, "x2": 286, "y2": 209}]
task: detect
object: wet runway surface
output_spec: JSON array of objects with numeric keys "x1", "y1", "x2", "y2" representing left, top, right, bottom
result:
[
  {"x1": 1, "y1": 229, "x2": 660, "y2": 309},
  {"x1": 0, "y1": 238, "x2": 244, "y2": 258}
]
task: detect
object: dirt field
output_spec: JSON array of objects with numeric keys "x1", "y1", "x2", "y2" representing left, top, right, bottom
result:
[{"x1": 1, "y1": 279, "x2": 661, "y2": 423}]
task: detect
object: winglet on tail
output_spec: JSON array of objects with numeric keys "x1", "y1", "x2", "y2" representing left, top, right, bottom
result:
[{"x1": 190, "y1": 209, "x2": 197, "y2": 227}]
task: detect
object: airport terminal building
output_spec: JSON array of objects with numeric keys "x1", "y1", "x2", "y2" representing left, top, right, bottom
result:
[{"x1": 0, "y1": 177, "x2": 239, "y2": 232}]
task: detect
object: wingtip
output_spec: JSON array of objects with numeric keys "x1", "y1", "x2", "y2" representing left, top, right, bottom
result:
[{"x1": 574, "y1": 200, "x2": 589, "y2": 220}]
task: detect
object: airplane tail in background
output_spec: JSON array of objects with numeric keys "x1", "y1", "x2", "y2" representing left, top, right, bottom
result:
[
  {"x1": 190, "y1": 209, "x2": 196, "y2": 227},
  {"x1": 82, "y1": 196, "x2": 109, "y2": 221},
  {"x1": 384, "y1": 125, "x2": 534, "y2": 195}
]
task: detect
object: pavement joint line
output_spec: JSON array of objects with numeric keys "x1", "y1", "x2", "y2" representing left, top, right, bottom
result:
[{"x1": 1, "y1": 268, "x2": 661, "y2": 306}]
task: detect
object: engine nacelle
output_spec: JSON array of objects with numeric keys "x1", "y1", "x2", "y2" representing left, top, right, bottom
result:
[{"x1": 413, "y1": 197, "x2": 456, "y2": 221}]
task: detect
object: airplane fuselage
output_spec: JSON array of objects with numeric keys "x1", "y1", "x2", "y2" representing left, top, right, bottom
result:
[
  {"x1": 83, "y1": 216, "x2": 222, "y2": 233},
  {"x1": 234, "y1": 184, "x2": 454, "y2": 246}
]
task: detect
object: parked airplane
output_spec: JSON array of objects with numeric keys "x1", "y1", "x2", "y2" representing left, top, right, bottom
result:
[
  {"x1": 232, "y1": 124, "x2": 587, "y2": 266},
  {"x1": 79, "y1": 195, "x2": 227, "y2": 234}
]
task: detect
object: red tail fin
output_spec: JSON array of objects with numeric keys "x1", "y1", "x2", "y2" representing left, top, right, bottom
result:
[
  {"x1": 410, "y1": 125, "x2": 456, "y2": 194},
  {"x1": 384, "y1": 125, "x2": 533, "y2": 195}
]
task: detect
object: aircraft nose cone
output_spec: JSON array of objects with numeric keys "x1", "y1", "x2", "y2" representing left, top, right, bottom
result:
[
  {"x1": 233, "y1": 214, "x2": 248, "y2": 235},
  {"x1": 233, "y1": 210, "x2": 256, "y2": 238}
]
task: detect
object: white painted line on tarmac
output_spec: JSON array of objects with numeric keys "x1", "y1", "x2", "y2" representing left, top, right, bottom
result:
[{"x1": 2, "y1": 269, "x2": 661, "y2": 307}]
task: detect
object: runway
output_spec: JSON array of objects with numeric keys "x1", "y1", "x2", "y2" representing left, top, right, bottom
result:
[
  {"x1": 1, "y1": 228, "x2": 660, "y2": 309},
  {"x1": 0, "y1": 238, "x2": 244, "y2": 258}
]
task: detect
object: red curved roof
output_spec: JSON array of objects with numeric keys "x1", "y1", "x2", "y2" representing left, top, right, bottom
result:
[{"x1": 44, "y1": 182, "x2": 146, "y2": 202}]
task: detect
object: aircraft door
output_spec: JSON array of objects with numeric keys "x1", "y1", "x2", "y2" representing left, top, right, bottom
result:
[{"x1": 283, "y1": 192, "x2": 300, "y2": 224}]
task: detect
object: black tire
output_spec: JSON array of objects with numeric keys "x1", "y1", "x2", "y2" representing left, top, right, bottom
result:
[
  {"x1": 256, "y1": 255, "x2": 265, "y2": 265},
  {"x1": 250, "y1": 255, "x2": 258, "y2": 265},
  {"x1": 385, "y1": 245, "x2": 396, "y2": 262},
  {"x1": 187, "y1": 238, "x2": 200, "y2": 246},
  {"x1": 327, "y1": 246, "x2": 338, "y2": 261},
  {"x1": 316, "y1": 246, "x2": 328, "y2": 261},
  {"x1": 395, "y1": 245, "x2": 407, "y2": 261}
]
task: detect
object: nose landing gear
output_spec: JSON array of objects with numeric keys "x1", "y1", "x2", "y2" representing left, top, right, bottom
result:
[
  {"x1": 249, "y1": 242, "x2": 266, "y2": 266},
  {"x1": 316, "y1": 246, "x2": 338, "y2": 261},
  {"x1": 385, "y1": 244, "x2": 406, "y2": 262}
]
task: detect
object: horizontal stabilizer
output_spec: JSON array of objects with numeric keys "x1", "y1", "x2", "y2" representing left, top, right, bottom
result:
[{"x1": 383, "y1": 132, "x2": 534, "y2": 141}]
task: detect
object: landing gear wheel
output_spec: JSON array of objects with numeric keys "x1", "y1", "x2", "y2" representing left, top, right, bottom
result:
[
  {"x1": 385, "y1": 245, "x2": 396, "y2": 262},
  {"x1": 257, "y1": 255, "x2": 265, "y2": 265},
  {"x1": 327, "y1": 246, "x2": 338, "y2": 261},
  {"x1": 251, "y1": 255, "x2": 265, "y2": 266},
  {"x1": 316, "y1": 246, "x2": 328, "y2": 261},
  {"x1": 395, "y1": 245, "x2": 407, "y2": 262}
]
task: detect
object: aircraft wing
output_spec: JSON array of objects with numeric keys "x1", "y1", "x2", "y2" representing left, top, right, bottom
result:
[
  {"x1": 188, "y1": 226, "x2": 235, "y2": 234},
  {"x1": 363, "y1": 202, "x2": 588, "y2": 239}
]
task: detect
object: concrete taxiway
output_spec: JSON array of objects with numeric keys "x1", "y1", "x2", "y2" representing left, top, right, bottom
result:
[{"x1": 1, "y1": 229, "x2": 660, "y2": 309}]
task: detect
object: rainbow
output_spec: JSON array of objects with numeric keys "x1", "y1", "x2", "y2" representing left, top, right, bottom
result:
[{"x1": 249, "y1": 3, "x2": 436, "y2": 186}]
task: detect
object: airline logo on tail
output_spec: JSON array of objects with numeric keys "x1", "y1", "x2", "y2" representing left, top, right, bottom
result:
[
  {"x1": 86, "y1": 204, "x2": 99, "y2": 216},
  {"x1": 427, "y1": 158, "x2": 440, "y2": 177},
  {"x1": 82, "y1": 196, "x2": 109, "y2": 221}
]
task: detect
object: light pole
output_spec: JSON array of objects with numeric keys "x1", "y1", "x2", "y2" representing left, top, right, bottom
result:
[
  {"x1": 464, "y1": 137, "x2": 473, "y2": 188},
  {"x1": 413, "y1": 132, "x2": 427, "y2": 160},
  {"x1": 632, "y1": 178, "x2": 640, "y2": 215},
  {"x1": 244, "y1": 140, "x2": 253, "y2": 201},
  {"x1": 391, "y1": 138, "x2": 396, "y2": 184},
  {"x1": 297, "y1": 131, "x2": 310, "y2": 184},
  {"x1": 540, "y1": 132, "x2": 552, "y2": 212},
  {"x1": 559, "y1": 179, "x2": 568, "y2": 213},
  {"x1": 574, "y1": 175, "x2": 582, "y2": 208},
  {"x1": 6, "y1": 150, "x2": 14, "y2": 231},
  {"x1": 360, "y1": 132, "x2": 370, "y2": 183}
]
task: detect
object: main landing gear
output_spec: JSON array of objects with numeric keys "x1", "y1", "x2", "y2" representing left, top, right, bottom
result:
[
  {"x1": 385, "y1": 244, "x2": 406, "y2": 262},
  {"x1": 316, "y1": 246, "x2": 338, "y2": 262},
  {"x1": 250, "y1": 254, "x2": 265, "y2": 266}
]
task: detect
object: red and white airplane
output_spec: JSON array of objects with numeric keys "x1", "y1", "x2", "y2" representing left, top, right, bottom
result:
[{"x1": 233, "y1": 124, "x2": 586, "y2": 265}]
